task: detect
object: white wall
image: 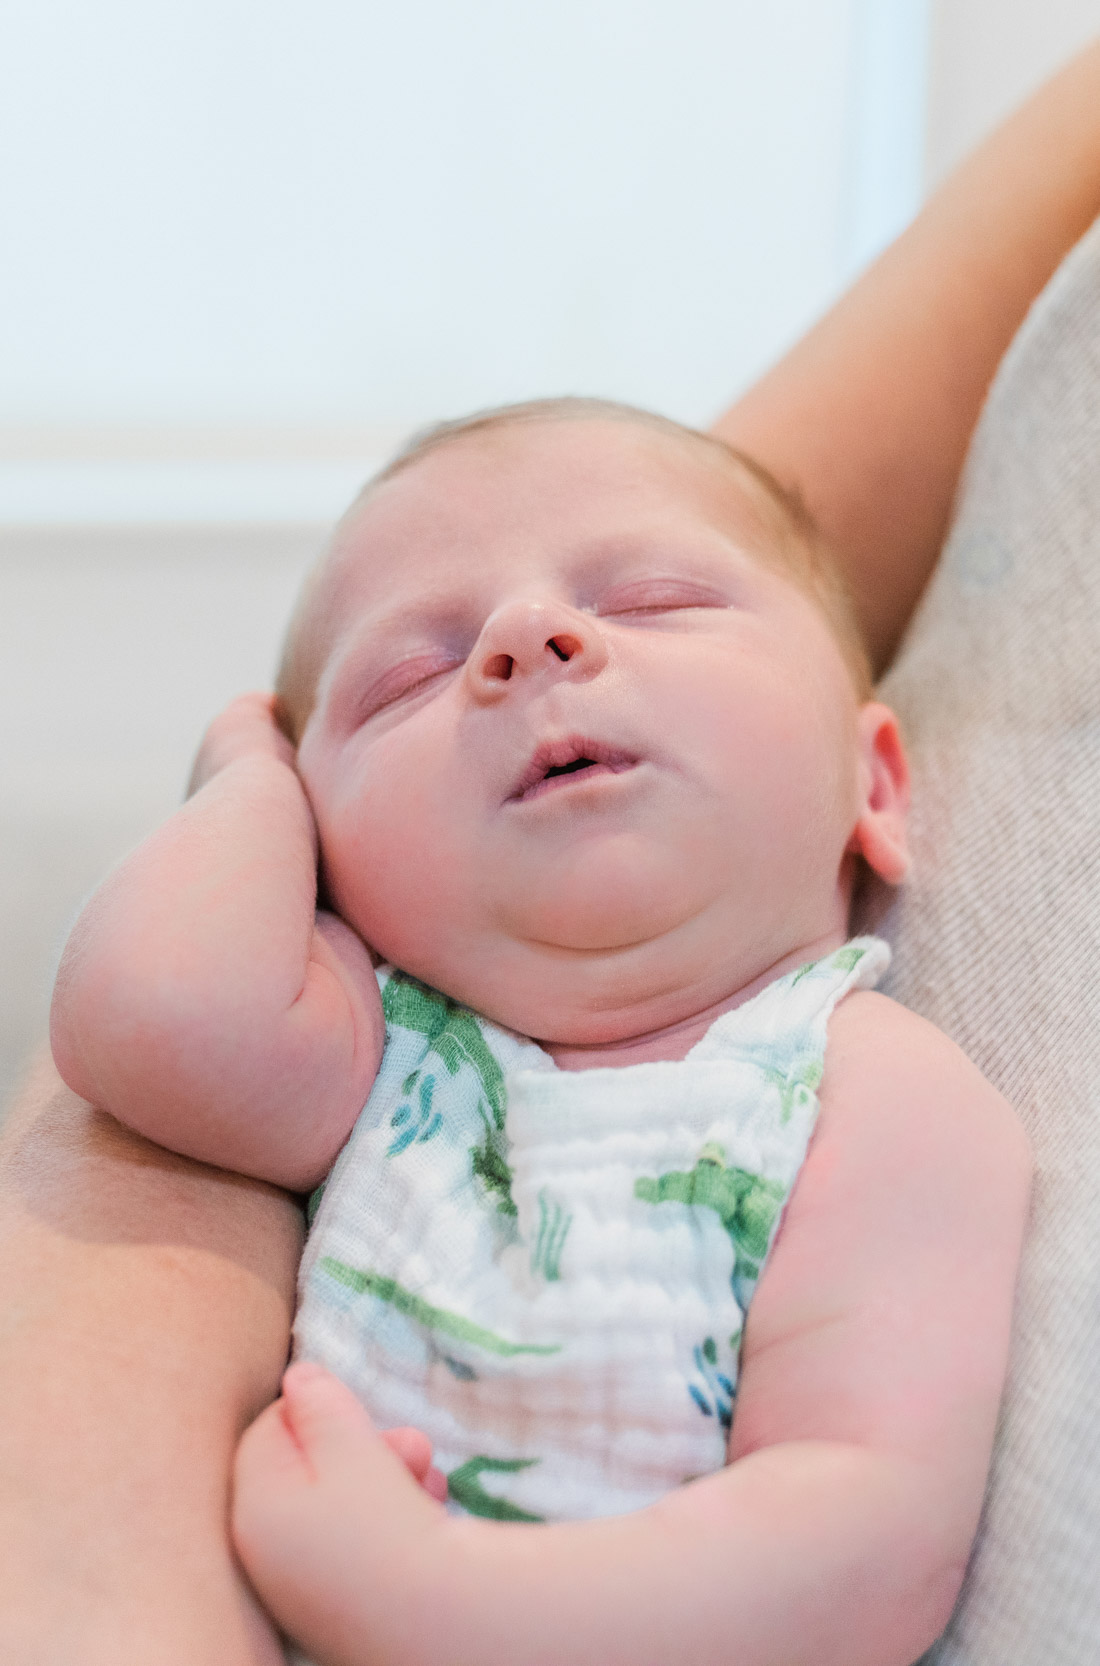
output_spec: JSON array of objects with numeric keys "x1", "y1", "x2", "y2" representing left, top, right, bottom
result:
[
  {"x1": 0, "y1": 0, "x2": 914, "y2": 452},
  {"x1": 0, "y1": 525, "x2": 321, "y2": 1110},
  {"x1": 926, "y1": 0, "x2": 1100, "y2": 184}
]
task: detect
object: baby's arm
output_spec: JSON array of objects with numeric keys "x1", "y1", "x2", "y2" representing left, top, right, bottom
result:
[
  {"x1": 50, "y1": 693, "x2": 384, "y2": 1192},
  {"x1": 233, "y1": 995, "x2": 1032, "y2": 1666},
  {"x1": 716, "y1": 38, "x2": 1100, "y2": 671}
]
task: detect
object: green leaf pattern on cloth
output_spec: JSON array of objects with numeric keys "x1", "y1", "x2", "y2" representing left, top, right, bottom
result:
[
  {"x1": 446, "y1": 1456, "x2": 545, "y2": 1522},
  {"x1": 634, "y1": 1142, "x2": 787, "y2": 1297},
  {"x1": 687, "y1": 1335, "x2": 736, "y2": 1430},
  {"x1": 758, "y1": 1056, "x2": 823, "y2": 1126},
  {"x1": 382, "y1": 972, "x2": 516, "y2": 1212},
  {"x1": 320, "y1": 1257, "x2": 562, "y2": 1357},
  {"x1": 791, "y1": 943, "x2": 865, "y2": 986},
  {"x1": 530, "y1": 1188, "x2": 572, "y2": 1281}
]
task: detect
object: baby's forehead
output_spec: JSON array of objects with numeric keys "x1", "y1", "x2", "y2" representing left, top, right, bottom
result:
[{"x1": 338, "y1": 422, "x2": 771, "y2": 592}]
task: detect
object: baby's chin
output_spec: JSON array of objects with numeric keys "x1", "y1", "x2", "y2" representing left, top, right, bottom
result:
[
  {"x1": 379, "y1": 919, "x2": 767, "y2": 1054},
  {"x1": 353, "y1": 861, "x2": 852, "y2": 1047},
  {"x1": 495, "y1": 843, "x2": 741, "y2": 962},
  {"x1": 352, "y1": 855, "x2": 719, "y2": 1002}
]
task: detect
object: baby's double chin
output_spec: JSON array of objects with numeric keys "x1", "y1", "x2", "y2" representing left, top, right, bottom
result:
[
  {"x1": 445, "y1": 925, "x2": 730, "y2": 1064},
  {"x1": 542, "y1": 1006, "x2": 723, "y2": 1070},
  {"x1": 488, "y1": 917, "x2": 853, "y2": 1068}
]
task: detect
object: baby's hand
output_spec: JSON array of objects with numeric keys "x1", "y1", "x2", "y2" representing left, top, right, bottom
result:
[
  {"x1": 234, "y1": 1363, "x2": 453, "y2": 1661},
  {"x1": 187, "y1": 691, "x2": 298, "y2": 797},
  {"x1": 381, "y1": 1423, "x2": 449, "y2": 1502}
]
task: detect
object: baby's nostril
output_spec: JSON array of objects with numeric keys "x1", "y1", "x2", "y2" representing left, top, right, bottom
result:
[
  {"x1": 484, "y1": 652, "x2": 514, "y2": 681},
  {"x1": 546, "y1": 634, "x2": 580, "y2": 661}
]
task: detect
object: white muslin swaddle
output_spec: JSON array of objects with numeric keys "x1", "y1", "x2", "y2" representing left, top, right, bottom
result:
[{"x1": 294, "y1": 937, "x2": 888, "y2": 1525}]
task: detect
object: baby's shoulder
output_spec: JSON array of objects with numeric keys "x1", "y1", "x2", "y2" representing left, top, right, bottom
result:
[
  {"x1": 826, "y1": 985, "x2": 956, "y2": 1060},
  {"x1": 819, "y1": 989, "x2": 1030, "y2": 1178}
]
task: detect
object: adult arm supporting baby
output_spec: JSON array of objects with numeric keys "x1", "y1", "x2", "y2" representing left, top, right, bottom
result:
[
  {"x1": 714, "y1": 37, "x2": 1100, "y2": 673},
  {"x1": 0, "y1": 1052, "x2": 302, "y2": 1665},
  {"x1": 50, "y1": 693, "x2": 384, "y2": 1193}
]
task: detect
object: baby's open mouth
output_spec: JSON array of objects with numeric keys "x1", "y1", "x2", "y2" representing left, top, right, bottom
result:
[{"x1": 509, "y1": 738, "x2": 638, "y2": 803}]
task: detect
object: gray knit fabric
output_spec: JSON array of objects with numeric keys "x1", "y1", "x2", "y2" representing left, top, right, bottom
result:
[{"x1": 876, "y1": 216, "x2": 1100, "y2": 1664}]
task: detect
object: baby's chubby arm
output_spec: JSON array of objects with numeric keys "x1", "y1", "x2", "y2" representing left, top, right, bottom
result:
[
  {"x1": 50, "y1": 693, "x2": 384, "y2": 1192},
  {"x1": 234, "y1": 995, "x2": 1032, "y2": 1666}
]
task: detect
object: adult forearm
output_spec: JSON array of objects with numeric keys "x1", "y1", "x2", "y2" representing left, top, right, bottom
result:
[
  {"x1": 0, "y1": 1055, "x2": 301, "y2": 1665},
  {"x1": 714, "y1": 38, "x2": 1100, "y2": 671}
]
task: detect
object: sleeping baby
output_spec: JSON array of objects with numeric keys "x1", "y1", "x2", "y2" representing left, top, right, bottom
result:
[{"x1": 50, "y1": 397, "x2": 1031, "y2": 1666}]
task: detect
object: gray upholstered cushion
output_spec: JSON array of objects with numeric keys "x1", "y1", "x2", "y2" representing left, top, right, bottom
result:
[{"x1": 876, "y1": 216, "x2": 1100, "y2": 1664}]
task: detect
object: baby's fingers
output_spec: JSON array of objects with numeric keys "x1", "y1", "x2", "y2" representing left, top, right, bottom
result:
[
  {"x1": 235, "y1": 1361, "x2": 377, "y2": 1510},
  {"x1": 383, "y1": 1424, "x2": 432, "y2": 1477},
  {"x1": 277, "y1": 1360, "x2": 382, "y2": 1474},
  {"x1": 422, "y1": 1465, "x2": 449, "y2": 1503},
  {"x1": 234, "y1": 1360, "x2": 448, "y2": 1582},
  {"x1": 234, "y1": 1365, "x2": 447, "y2": 1662},
  {"x1": 188, "y1": 691, "x2": 297, "y2": 795},
  {"x1": 383, "y1": 1427, "x2": 449, "y2": 1501}
]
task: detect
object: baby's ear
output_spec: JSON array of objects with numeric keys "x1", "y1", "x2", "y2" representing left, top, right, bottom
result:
[{"x1": 847, "y1": 702, "x2": 910, "y2": 884}]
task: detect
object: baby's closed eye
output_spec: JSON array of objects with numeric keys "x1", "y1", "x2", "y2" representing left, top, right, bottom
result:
[
  {"x1": 594, "y1": 577, "x2": 731, "y2": 617},
  {"x1": 354, "y1": 653, "x2": 463, "y2": 722}
]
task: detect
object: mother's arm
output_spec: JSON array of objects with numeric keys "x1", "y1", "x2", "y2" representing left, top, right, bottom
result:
[
  {"x1": 714, "y1": 38, "x2": 1100, "y2": 672},
  {"x1": 0, "y1": 1052, "x2": 301, "y2": 1663}
]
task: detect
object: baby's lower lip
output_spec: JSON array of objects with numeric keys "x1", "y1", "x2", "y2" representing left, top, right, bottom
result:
[{"x1": 513, "y1": 759, "x2": 637, "y2": 805}]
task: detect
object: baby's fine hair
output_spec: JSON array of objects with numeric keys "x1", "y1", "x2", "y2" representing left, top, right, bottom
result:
[{"x1": 277, "y1": 396, "x2": 872, "y2": 740}]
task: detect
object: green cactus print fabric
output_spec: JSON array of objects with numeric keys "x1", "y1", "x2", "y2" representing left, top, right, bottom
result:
[
  {"x1": 294, "y1": 938, "x2": 890, "y2": 1525},
  {"x1": 634, "y1": 1143, "x2": 787, "y2": 1307},
  {"x1": 319, "y1": 1258, "x2": 562, "y2": 1358},
  {"x1": 381, "y1": 974, "x2": 516, "y2": 1215},
  {"x1": 446, "y1": 1456, "x2": 546, "y2": 1522}
]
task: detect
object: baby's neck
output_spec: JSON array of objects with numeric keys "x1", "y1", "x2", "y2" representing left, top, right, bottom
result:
[{"x1": 545, "y1": 928, "x2": 847, "y2": 1071}]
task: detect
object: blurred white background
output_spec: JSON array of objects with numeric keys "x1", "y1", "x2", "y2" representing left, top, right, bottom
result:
[{"x1": 2, "y1": 0, "x2": 1099, "y2": 1108}]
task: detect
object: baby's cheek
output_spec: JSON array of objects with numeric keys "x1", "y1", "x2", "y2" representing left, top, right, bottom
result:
[{"x1": 328, "y1": 795, "x2": 475, "y2": 969}]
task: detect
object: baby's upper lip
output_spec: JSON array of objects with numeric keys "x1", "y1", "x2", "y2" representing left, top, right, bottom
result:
[{"x1": 508, "y1": 735, "x2": 640, "y2": 802}]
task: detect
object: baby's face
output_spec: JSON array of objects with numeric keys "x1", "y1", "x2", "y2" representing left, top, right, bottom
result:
[{"x1": 296, "y1": 419, "x2": 876, "y2": 1046}]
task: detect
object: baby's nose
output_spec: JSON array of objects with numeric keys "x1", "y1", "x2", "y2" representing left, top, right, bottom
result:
[{"x1": 466, "y1": 599, "x2": 607, "y2": 697}]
